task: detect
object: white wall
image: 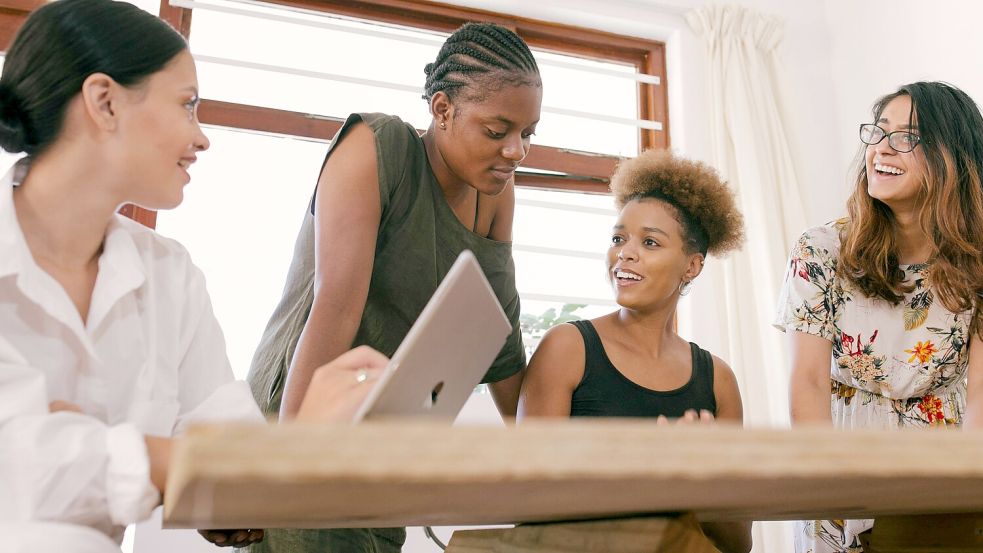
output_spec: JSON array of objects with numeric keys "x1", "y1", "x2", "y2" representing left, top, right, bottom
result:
[{"x1": 823, "y1": 0, "x2": 983, "y2": 183}]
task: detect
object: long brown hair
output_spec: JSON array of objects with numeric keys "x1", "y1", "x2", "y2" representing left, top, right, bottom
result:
[{"x1": 839, "y1": 82, "x2": 983, "y2": 337}]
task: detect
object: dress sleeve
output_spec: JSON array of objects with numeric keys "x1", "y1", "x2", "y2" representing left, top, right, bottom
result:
[
  {"x1": 0, "y1": 343, "x2": 159, "y2": 527},
  {"x1": 773, "y1": 226, "x2": 840, "y2": 341}
]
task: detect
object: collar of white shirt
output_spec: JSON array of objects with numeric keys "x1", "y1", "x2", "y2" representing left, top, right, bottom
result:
[{"x1": 0, "y1": 161, "x2": 148, "y2": 352}]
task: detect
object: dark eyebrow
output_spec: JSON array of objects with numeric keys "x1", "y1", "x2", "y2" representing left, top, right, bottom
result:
[
  {"x1": 486, "y1": 116, "x2": 513, "y2": 126},
  {"x1": 877, "y1": 117, "x2": 917, "y2": 131},
  {"x1": 488, "y1": 115, "x2": 540, "y2": 128},
  {"x1": 612, "y1": 224, "x2": 669, "y2": 238},
  {"x1": 643, "y1": 226, "x2": 669, "y2": 237}
]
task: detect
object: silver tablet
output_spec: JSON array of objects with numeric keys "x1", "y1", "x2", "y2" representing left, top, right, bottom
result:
[{"x1": 352, "y1": 250, "x2": 512, "y2": 422}]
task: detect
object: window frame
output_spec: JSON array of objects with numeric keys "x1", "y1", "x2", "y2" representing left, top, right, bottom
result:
[{"x1": 0, "y1": 0, "x2": 669, "y2": 227}]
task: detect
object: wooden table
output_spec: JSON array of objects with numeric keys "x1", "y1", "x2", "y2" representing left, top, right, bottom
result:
[{"x1": 163, "y1": 421, "x2": 983, "y2": 551}]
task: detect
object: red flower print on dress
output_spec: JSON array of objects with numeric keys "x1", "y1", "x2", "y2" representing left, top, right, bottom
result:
[
  {"x1": 916, "y1": 394, "x2": 946, "y2": 425},
  {"x1": 792, "y1": 258, "x2": 809, "y2": 281},
  {"x1": 842, "y1": 330, "x2": 878, "y2": 357}
]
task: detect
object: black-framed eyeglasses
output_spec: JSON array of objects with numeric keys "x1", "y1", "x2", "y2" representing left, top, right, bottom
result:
[{"x1": 859, "y1": 123, "x2": 921, "y2": 153}]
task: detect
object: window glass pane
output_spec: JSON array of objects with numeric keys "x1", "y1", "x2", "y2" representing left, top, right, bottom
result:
[
  {"x1": 190, "y1": 1, "x2": 437, "y2": 127},
  {"x1": 156, "y1": 128, "x2": 326, "y2": 378},
  {"x1": 514, "y1": 250, "x2": 611, "y2": 302},
  {"x1": 127, "y1": 0, "x2": 161, "y2": 15},
  {"x1": 535, "y1": 50, "x2": 640, "y2": 157},
  {"x1": 190, "y1": 0, "x2": 443, "y2": 90},
  {"x1": 187, "y1": 0, "x2": 641, "y2": 157},
  {"x1": 513, "y1": 188, "x2": 616, "y2": 304},
  {"x1": 534, "y1": 112, "x2": 639, "y2": 158},
  {"x1": 513, "y1": 188, "x2": 616, "y2": 251},
  {"x1": 512, "y1": 187, "x2": 618, "y2": 357},
  {"x1": 518, "y1": 186, "x2": 615, "y2": 208},
  {"x1": 520, "y1": 299, "x2": 610, "y2": 355},
  {"x1": 196, "y1": 60, "x2": 433, "y2": 129}
]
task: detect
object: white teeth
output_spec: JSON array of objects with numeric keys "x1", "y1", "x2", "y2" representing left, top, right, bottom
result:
[
  {"x1": 874, "y1": 163, "x2": 905, "y2": 175},
  {"x1": 616, "y1": 271, "x2": 642, "y2": 281}
]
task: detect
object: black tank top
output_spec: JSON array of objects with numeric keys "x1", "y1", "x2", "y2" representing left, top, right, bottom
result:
[{"x1": 568, "y1": 320, "x2": 717, "y2": 418}]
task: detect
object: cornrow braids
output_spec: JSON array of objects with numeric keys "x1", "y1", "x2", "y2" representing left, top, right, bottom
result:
[
  {"x1": 481, "y1": 25, "x2": 538, "y2": 73},
  {"x1": 423, "y1": 22, "x2": 540, "y2": 102}
]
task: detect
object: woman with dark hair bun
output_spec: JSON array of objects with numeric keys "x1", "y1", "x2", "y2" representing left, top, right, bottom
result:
[
  {"x1": 778, "y1": 81, "x2": 983, "y2": 552},
  {"x1": 0, "y1": 0, "x2": 184, "y2": 157},
  {"x1": 0, "y1": 1, "x2": 388, "y2": 551},
  {"x1": 244, "y1": 21, "x2": 542, "y2": 553}
]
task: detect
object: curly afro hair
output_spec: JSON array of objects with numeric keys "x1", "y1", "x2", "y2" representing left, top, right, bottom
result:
[{"x1": 610, "y1": 149, "x2": 745, "y2": 257}]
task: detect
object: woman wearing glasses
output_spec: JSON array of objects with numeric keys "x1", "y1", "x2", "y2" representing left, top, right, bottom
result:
[{"x1": 776, "y1": 81, "x2": 983, "y2": 552}]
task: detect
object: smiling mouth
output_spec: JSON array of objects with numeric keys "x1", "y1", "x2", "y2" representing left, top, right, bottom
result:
[
  {"x1": 873, "y1": 162, "x2": 905, "y2": 176},
  {"x1": 614, "y1": 269, "x2": 643, "y2": 285}
]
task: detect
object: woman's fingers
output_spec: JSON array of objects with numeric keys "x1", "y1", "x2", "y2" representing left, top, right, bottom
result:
[{"x1": 295, "y1": 346, "x2": 390, "y2": 423}]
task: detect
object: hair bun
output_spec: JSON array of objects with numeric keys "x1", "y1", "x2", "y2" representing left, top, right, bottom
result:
[{"x1": 0, "y1": 83, "x2": 28, "y2": 154}]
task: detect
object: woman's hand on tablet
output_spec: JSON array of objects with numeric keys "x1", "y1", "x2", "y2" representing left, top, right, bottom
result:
[{"x1": 295, "y1": 346, "x2": 389, "y2": 423}]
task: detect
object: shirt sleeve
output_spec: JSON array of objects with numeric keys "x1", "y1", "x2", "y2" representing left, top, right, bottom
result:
[
  {"x1": 172, "y1": 263, "x2": 264, "y2": 435},
  {"x1": 0, "y1": 344, "x2": 159, "y2": 528},
  {"x1": 773, "y1": 226, "x2": 839, "y2": 341}
]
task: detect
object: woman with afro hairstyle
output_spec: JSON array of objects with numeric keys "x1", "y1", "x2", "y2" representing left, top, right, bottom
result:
[
  {"x1": 517, "y1": 149, "x2": 750, "y2": 553},
  {"x1": 777, "y1": 82, "x2": 983, "y2": 552}
]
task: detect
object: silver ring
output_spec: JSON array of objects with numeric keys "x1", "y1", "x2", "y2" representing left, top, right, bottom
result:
[{"x1": 355, "y1": 369, "x2": 369, "y2": 384}]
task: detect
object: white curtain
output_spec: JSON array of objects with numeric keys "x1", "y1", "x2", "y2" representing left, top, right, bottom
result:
[{"x1": 686, "y1": 5, "x2": 806, "y2": 552}]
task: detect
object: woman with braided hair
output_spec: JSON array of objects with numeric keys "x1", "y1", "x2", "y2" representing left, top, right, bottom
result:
[{"x1": 244, "y1": 22, "x2": 542, "y2": 552}]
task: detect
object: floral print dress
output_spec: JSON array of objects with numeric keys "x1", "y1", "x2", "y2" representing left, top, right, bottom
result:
[{"x1": 774, "y1": 222, "x2": 970, "y2": 553}]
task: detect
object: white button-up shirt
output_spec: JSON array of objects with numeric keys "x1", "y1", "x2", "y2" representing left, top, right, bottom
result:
[{"x1": 0, "y1": 161, "x2": 262, "y2": 547}]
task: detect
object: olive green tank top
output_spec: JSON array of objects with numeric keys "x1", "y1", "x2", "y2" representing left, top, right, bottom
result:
[{"x1": 247, "y1": 112, "x2": 526, "y2": 417}]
